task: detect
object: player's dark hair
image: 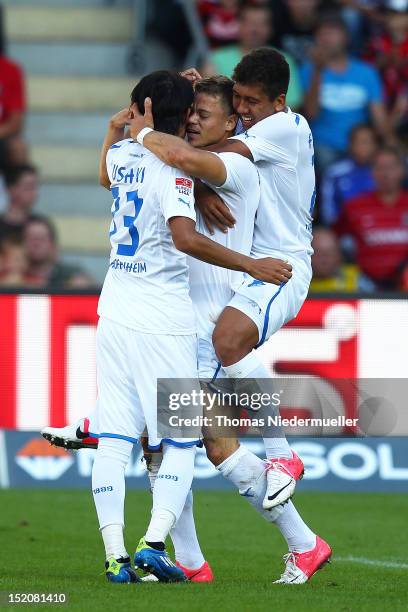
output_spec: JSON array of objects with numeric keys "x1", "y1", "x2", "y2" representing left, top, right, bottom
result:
[
  {"x1": 194, "y1": 75, "x2": 235, "y2": 116},
  {"x1": 232, "y1": 47, "x2": 289, "y2": 101},
  {"x1": 130, "y1": 70, "x2": 194, "y2": 136},
  {"x1": 25, "y1": 214, "x2": 58, "y2": 244},
  {"x1": 4, "y1": 164, "x2": 37, "y2": 188}
]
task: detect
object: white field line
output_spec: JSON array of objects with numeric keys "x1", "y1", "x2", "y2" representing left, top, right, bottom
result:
[{"x1": 336, "y1": 556, "x2": 408, "y2": 570}]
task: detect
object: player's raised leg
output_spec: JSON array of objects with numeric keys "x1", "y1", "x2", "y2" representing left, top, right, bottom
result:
[
  {"x1": 41, "y1": 416, "x2": 98, "y2": 450},
  {"x1": 213, "y1": 305, "x2": 302, "y2": 508}
]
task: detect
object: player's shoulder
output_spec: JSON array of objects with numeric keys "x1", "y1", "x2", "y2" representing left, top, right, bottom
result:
[
  {"x1": 108, "y1": 138, "x2": 134, "y2": 152},
  {"x1": 217, "y1": 151, "x2": 259, "y2": 191},
  {"x1": 218, "y1": 151, "x2": 256, "y2": 174},
  {"x1": 106, "y1": 138, "x2": 139, "y2": 161},
  {"x1": 157, "y1": 162, "x2": 194, "y2": 194},
  {"x1": 250, "y1": 108, "x2": 308, "y2": 135}
]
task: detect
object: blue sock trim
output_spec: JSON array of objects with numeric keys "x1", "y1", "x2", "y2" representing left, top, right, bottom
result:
[
  {"x1": 148, "y1": 438, "x2": 201, "y2": 451},
  {"x1": 255, "y1": 283, "x2": 285, "y2": 348},
  {"x1": 91, "y1": 432, "x2": 139, "y2": 444}
]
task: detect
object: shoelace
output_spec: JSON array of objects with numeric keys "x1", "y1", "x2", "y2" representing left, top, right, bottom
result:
[
  {"x1": 278, "y1": 552, "x2": 300, "y2": 581},
  {"x1": 264, "y1": 459, "x2": 294, "y2": 480}
]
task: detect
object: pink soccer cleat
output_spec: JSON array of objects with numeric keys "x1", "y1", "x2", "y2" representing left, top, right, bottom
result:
[
  {"x1": 263, "y1": 450, "x2": 304, "y2": 509},
  {"x1": 274, "y1": 536, "x2": 332, "y2": 584},
  {"x1": 176, "y1": 561, "x2": 214, "y2": 583}
]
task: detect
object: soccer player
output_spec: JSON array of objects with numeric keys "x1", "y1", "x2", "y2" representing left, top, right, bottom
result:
[
  {"x1": 44, "y1": 70, "x2": 291, "y2": 585},
  {"x1": 43, "y1": 64, "x2": 330, "y2": 583},
  {"x1": 129, "y1": 49, "x2": 332, "y2": 583}
]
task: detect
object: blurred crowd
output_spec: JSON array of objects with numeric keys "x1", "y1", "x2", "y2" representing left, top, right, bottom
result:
[
  {"x1": 197, "y1": 0, "x2": 408, "y2": 292},
  {"x1": 0, "y1": 6, "x2": 94, "y2": 289},
  {"x1": 0, "y1": 0, "x2": 407, "y2": 292}
]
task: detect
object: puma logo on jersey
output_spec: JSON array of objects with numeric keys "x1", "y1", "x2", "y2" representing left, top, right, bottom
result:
[{"x1": 178, "y1": 197, "x2": 191, "y2": 208}]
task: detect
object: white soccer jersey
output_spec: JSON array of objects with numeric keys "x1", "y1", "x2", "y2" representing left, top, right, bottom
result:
[
  {"x1": 188, "y1": 152, "x2": 260, "y2": 336},
  {"x1": 98, "y1": 138, "x2": 197, "y2": 335},
  {"x1": 233, "y1": 108, "x2": 315, "y2": 263}
]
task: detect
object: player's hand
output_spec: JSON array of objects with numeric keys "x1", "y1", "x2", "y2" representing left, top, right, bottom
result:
[
  {"x1": 129, "y1": 98, "x2": 155, "y2": 141},
  {"x1": 109, "y1": 108, "x2": 132, "y2": 130},
  {"x1": 245, "y1": 257, "x2": 292, "y2": 286},
  {"x1": 195, "y1": 182, "x2": 235, "y2": 235},
  {"x1": 180, "y1": 68, "x2": 202, "y2": 83}
]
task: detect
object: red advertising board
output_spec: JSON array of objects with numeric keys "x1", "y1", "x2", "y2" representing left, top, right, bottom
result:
[{"x1": 1, "y1": 294, "x2": 408, "y2": 431}]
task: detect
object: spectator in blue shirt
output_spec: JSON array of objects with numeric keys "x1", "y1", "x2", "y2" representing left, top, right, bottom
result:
[
  {"x1": 320, "y1": 124, "x2": 378, "y2": 226},
  {"x1": 300, "y1": 15, "x2": 393, "y2": 172}
]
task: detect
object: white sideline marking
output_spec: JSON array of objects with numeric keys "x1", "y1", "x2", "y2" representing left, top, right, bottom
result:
[{"x1": 337, "y1": 556, "x2": 408, "y2": 570}]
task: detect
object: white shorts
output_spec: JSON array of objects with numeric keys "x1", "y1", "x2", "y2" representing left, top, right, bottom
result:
[
  {"x1": 198, "y1": 331, "x2": 221, "y2": 380},
  {"x1": 91, "y1": 317, "x2": 201, "y2": 449},
  {"x1": 228, "y1": 257, "x2": 312, "y2": 346}
]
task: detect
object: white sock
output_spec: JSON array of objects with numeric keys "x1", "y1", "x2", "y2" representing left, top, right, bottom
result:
[
  {"x1": 145, "y1": 444, "x2": 196, "y2": 544},
  {"x1": 217, "y1": 445, "x2": 283, "y2": 523},
  {"x1": 101, "y1": 524, "x2": 128, "y2": 560},
  {"x1": 274, "y1": 501, "x2": 316, "y2": 553},
  {"x1": 222, "y1": 351, "x2": 291, "y2": 459},
  {"x1": 145, "y1": 451, "x2": 205, "y2": 568},
  {"x1": 217, "y1": 445, "x2": 316, "y2": 552},
  {"x1": 171, "y1": 491, "x2": 205, "y2": 569},
  {"x1": 92, "y1": 437, "x2": 133, "y2": 558}
]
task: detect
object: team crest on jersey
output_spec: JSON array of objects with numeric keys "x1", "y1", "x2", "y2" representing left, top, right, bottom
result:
[{"x1": 175, "y1": 177, "x2": 193, "y2": 196}]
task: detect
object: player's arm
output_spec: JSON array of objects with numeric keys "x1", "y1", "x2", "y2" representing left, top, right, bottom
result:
[
  {"x1": 209, "y1": 138, "x2": 253, "y2": 160},
  {"x1": 129, "y1": 98, "x2": 228, "y2": 186},
  {"x1": 169, "y1": 216, "x2": 292, "y2": 285},
  {"x1": 99, "y1": 108, "x2": 132, "y2": 189}
]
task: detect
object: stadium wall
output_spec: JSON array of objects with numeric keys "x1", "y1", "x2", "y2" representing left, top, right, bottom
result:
[{"x1": 0, "y1": 292, "x2": 407, "y2": 491}]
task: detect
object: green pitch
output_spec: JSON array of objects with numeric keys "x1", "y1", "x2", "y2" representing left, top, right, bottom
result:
[{"x1": 1, "y1": 489, "x2": 407, "y2": 611}]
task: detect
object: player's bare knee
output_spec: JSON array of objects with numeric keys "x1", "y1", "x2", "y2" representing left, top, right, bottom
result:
[
  {"x1": 212, "y1": 328, "x2": 242, "y2": 366},
  {"x1": 204, "y1": 438, "x2": 238, "y2": 467},
  {"x1": 204, "y1": 439, "x2": 226, "y2": 466}
]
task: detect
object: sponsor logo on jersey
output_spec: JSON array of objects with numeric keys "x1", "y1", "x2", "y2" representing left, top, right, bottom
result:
[
  {"x1": 176, "y1": 178, "x2": 193, "y2": 189},
  {"x1": 176, "y1": 177, "x2": 193, "y2": 196},
  {"x1": 109, "y1": 259, "x2": 147, "y2": 273}
]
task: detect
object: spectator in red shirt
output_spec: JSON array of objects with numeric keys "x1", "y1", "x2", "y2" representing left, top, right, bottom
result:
[
  {"x1": 364, "y1": 0, "x2": 408, "y2": 130},
  {"x1": 336, "y1": 147, "x2": 408, "y2": 289},
  {"x1": 0, "y1": 50, "x2": 26, "y2": 167},
  {"x1": 198, "y1": 0, "x2": 240, "y2": 48},
  {"x1": 0, "y1": 50, "x2": 25, "y2": 168}
]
